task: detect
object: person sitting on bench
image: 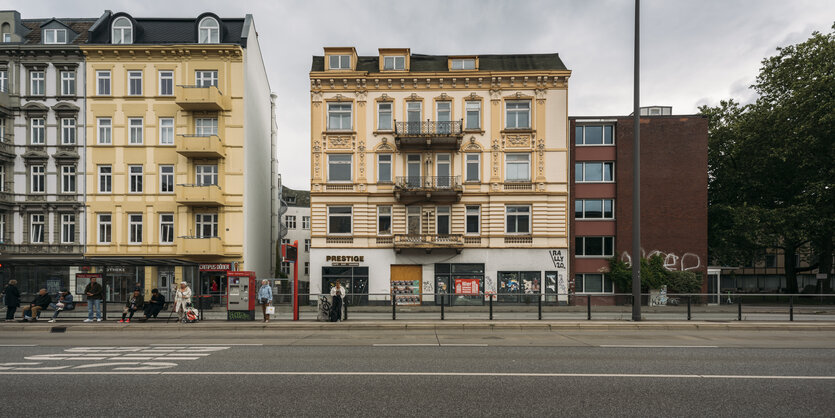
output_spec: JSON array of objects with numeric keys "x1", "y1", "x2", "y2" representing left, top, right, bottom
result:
[
  {"x1": 48, "y1": 290, "x2": 74, "y2": 323},
  {"x1": 21, "y1": 289, "x2": 51, "y2": 321},
  {"x1": 142, "y1": 288, "x2": 165, "y2": 320},
  {"x1": 120, "y1": 290, "x2": 144, "y2": 323}
]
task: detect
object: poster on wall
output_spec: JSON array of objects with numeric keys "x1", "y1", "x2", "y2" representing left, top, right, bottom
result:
[
  {"x1": 75, "y1": 273, "x2": 102, "y2": 300},
  {"x1": 548, "y1": 249, "x2": 569, "y2": 304},
  {"x1": 391, "y1": 279, "x2": 421, "y2": 306},
  {"x1": 455, "y1": 278, "x2": 480, "y2": 295}
]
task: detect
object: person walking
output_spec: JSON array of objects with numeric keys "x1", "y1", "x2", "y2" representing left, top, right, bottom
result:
[
  {"x1": 21, "y1": 289, "x2": 51, "y2": 321},
  {"x1": 84, "y1": 277, "x2": 103, "y2": 323},
  {"x1": 173, "y1": 281, "x2": 192, "y2": 322},
  {"x1": 48, "y1": 290, "x2": 74, "y2": 323},
  {"x1": 2, "y1": 280, "x2": 21, "y2": 322},
  {"x1": 258, "y1": 279, "x2": 273, "y2": 323},
  {"x1": 329, "y1": 280, "x2": 346, "y2": 322},
  {"x1": 120, "y1": 290, "x2": 144, "y2": 323}
]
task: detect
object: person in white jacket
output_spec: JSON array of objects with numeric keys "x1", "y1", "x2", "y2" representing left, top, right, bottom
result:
[
  {"x1": 174, "y1": 281, "x2": 192, "y2": 321},
  {"x1": 329, "y1": 280, "x2": 347, "y2": 322}
]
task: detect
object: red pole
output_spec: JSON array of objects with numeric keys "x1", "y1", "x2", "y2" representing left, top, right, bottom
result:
[{"x1": 293, "y1": 239, "x2": 299, "y2": 321}]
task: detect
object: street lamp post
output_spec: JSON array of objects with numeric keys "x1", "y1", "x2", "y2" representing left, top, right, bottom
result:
[{"x1": 632, "y1": 0, "x2": 642, "y2": 321}]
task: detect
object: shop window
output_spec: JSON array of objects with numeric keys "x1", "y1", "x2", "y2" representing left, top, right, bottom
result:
[
  {"x1": 322, "y1": 266, "x2": 368, "y2": 306},
  {"x1": 435, "y1": 263, "x2": 485, "y2": 306},
  {"x1": 497, "y1": 271, "x2": 541, "y2": 303}
]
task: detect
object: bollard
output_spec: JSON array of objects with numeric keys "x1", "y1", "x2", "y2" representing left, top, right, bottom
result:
[
  {"x1": 102, "y1": 298, "x2": 107, "y2": 321},
  {"x1": 344, "y1": 298, "x2": 348, "y2": 321},
  {"x1": 440, "y1": 294, "x2": 445, "y2": 320},
  {"x1": 392, "y1": 294, "x2": 396, "y2": 320},
  {"x1": 587, "y1": 295, "x2": 592, "y2": 320},
  {"x1": 489, "y1": 296, "x2": 493, "y2": 320},
  {"x1": 738, "y1": 296, "x2": 742, "y2": 321},
  {"x1": 538, "y1": 295, "x2": 542, "y2": 320},
  {"x1": 198, "y1": 296, "x2": 203, "y2": 321},
  {"x1": 789, "y1": 296, "x2": 793, "y2": 322},
  {"x1": 687, "y1": 296, "x2": 691, "y2": 321}
]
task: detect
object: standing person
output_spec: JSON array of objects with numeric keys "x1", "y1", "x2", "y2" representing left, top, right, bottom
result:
[
  {"x1": 258, "y1": 279, "x2": 273, "y2": 323},
  {"x1": 21, "y1": 289, "x2": 51, "y2": 321},
  {"x1": 120, "y1": 290, "x2": 144, "y2": 323},
  {"x1": 173, "y1": 281, "x2": 192, "y2": 322},
  {"x1": 329, "y1": 280, "x2": 346, "y2": 322},
  {"x1": 3, "y1": 280, "x2": 20, "y2": 322},
  {"x1": 84, "y1": 277, "x2": 103, "y2": 323},
  {"x1": 142, "y1": 288, "x2": 165, "y2": 320},
  {"x1": 48, "y1": 290, "x2": 74, "y2": 323}
]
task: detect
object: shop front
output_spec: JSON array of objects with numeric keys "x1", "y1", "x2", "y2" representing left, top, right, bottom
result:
[{"x1": 198, "y1": 263, "x2": 235, "y2": 306}]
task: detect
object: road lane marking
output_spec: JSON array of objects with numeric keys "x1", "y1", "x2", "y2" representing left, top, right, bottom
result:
[
  {"x1": 373, "y1": 344, "x2": 439, "y2": 347},
  {"x1": 0, "y1": 371, "x2": 833, "y2": 380},
  {"x1": 5, "y1": 345, "x2": 231, "y2": 371},
  {"x1": 151, "y1": 344, "x2": 263, "y2": 346},
  {"x1": 0, "y1": 344, "x2": 37, "y2": 347},
  {"x1": 599, "y1": 345, "x2": 719, "y2": 348}
]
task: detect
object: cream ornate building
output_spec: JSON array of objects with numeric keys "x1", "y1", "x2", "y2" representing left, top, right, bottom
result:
[{"x1": 309, "y1": 48, "x2": 571, "y2": 305}]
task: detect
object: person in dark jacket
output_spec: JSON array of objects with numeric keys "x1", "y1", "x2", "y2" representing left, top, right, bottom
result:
[
  {"x1": 84, "y1": 277, "x2": 103, "y2": 322},
  {"x1": 2, "y1": 280, "x2": 21, "y2": 321},
  {"x1": 120, "y1": 290, "x2": 145, "y2": 323},
  {"x1": 21, "y1": 289, "x2": 51, "y2": 321},
  {"x1": 48, "y1": 290, "x2": 74, "y2": 323},
  {"x1": 142, "y1": 288, "x2": 165, "y2": 320}
]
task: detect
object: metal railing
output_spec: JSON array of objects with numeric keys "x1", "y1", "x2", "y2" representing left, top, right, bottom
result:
[
  {"x1": 394, "y1": 176, "x2": 461, "y2": 190},
  {"x1": 394, "y1": 120, "x2": 463, "y2": 136},
  {"x1": 393, "y1": 234, "x2": 464, "y2": 247}
]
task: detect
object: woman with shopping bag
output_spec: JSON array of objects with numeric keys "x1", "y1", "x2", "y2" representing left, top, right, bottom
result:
[{"x1": 258, "y1": 279, "x2": 274, "y2": 323}]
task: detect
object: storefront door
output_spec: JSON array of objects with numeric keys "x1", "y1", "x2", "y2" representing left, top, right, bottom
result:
[
  {"x1": 158, "y1": 269, "x2": 174, "y2": 301},
  {"x1": 322, "y1": 266, "x2": 369, "y2": 306}
]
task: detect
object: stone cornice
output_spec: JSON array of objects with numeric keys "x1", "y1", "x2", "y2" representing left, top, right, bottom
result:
[
  {"x1": 310, "y1": 72, "x2": 569, "y2": 93},
  {"x1": 80, "y1": 45, "x2": 243, "y2": 61}
]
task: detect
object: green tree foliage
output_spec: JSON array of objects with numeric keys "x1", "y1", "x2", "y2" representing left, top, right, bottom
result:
[
  {"x1": 609, "y1": 256, "x2": 701, "y2": 293},
  {"x1": 700, "y1": 23, "x2": 835, "y2": 293}
]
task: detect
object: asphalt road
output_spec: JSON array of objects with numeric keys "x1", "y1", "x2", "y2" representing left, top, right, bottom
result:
[{"x1": 1, "y1": 329, "x2": 834, "y2": 417}]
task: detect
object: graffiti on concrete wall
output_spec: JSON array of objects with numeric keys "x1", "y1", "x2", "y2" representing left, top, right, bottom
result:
[{"x1": 621, "y1": 249, "x2": 702, "y2": 272}]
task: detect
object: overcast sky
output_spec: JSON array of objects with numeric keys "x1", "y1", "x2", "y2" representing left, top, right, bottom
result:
[{"x1": 7, "y1": 0, "x2": 834, "y2": 189}]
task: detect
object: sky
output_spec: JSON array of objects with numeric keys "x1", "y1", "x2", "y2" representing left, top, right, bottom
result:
[{"x1": 6, "y1": 0, "x2": 834, "y2": 189}]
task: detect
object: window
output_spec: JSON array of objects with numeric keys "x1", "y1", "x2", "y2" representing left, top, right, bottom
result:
[
  {"x1": 286, "y1": 196, "x2": 296, "y2": 204},
  {"x1": 196, "y1": 165, "x2": 218, "y2": 186},
  {"x1": 127, "y1": 71, "x2": 142, "y2": 95},
  {"x1": 43, "y1": 28, "x2": 67, "y2": 44},
  {"x1": 97, "y1": 118, "x2": 112, "y2": 144},
  {"x1": 465, "y1": 101, "x2": 481, "y2": 130},
  {"x1": 436, "y1": 206, "x2": 451, "y2": 235},
  {"x1": 305, "y1": 262, "x2": 310, "y2": 275},
  {"x1": 505, "y1": 153, "x2": 531, "y2": 182},
  {"x1": 378, "y1": 206, "x2": 391, "y2": 235},
  {"x1": 765, "y1": 254, "x2": 777, "y2": 268},
  {"x1": 304, "y1": 239, "x2": 311, "y2": 252},
  {"x1": 198, "y1": 17, "x2": 220, "y2": 43},
  {"x1": 111, "y1": 17, "x2": 133, "y2": 44},
  {"x1": 383, "y1": 56, "x2": 405, "y2": 70},
  {"x1": 506, "y1": 206, "x2": 531, "y2": 234},
  {"x1": 575, "y1": 162, "x2": 615, "y2": 182},
  {"x1": 327, "y1": 103, "x2": 352, "y2": 131},
  {"x1": 329, "y1": 55, "x2": 351, "y2": 70},
  {"x1": 575, "y1": 274, "x2": 614, "y2": 293},
  {"x1": 575, "y1": 125, "x2": 614, "y2": 145},
  {"x1": 575, "y1": 199, "x2": 614, "y2": 219},
  {"x1": 407, "y1": 101, "x2": 422, "y2": 122},
  {"x1": 96, "y1": 71, "x2": 111, "y2": 95},
  {"x1": 159, "y1": 71, "x2": 174, "y2": 95},
  {"x1": 195, "y1": 70, "x2": 218, "y2": 87},
  {"x1": 506, "y1": 101, "x2": 531, "y2": 129},
  {"x1": 159, "y1": 165, "x2": 175, "y2": 193},
  {"x1": 128, "y1": 165, "x2": 143, "y2": 193},
  {"x1": 0, "y1": 70, "x2": 7, "y2": 92},
  {"x1": 30, "y1": 165, "x2": 45, "y2": 193},
  {"x1": 466, "y1": 205, "x2": 480, "y2": 234},
  {"x1": 575, "y1": 236, "x2": 615, "y2": 257},
  {"x1": 30, "y1": 118, "x2": 45, "y2": 144},
  {"x1": 98, "y1": 165, "x2": 112, "y2": 193},
  {"x1": 280, "y1": 262, "x2": 290, "y2": 275},
  {"x1": 377, "y1": 102, "x2": 392, "y2": 130},
  {"x1": 159, "y1": 118, "x2": 174, "y2": 145},
  {"x1": 129, "y1": 214, "x2": 143, "y2": 244},
  {"x1": 281, "y1": 238, "x2": 290, "y2": 247},
  {"x1": 2, "y1": 34, "x2": 10, "y2": 43},
  {"x1": 328, "y1": 154, "x2": 352, "y2": 182},
  {"x1": 302, "y1": 216, "x2": 310, "y2": 230},
  {"x1": 61, "y1": 118, "x2": 76, "y2": 144},
  {"x1": 0, "y1": 119, "x2": 4, "y2": 142},
  {"x1": 0, "y1": 166, "x2": 5, "y2": 191},
  {"x1": 129, "y1": 118, "x2": 143, "y2": 144},
  {"x1": 328, "y1": 206, "x2": 352, "y2": 234},
  {"x1": 451, "y1": 58, "x2": 476, "y2": 70},
  {"x1": 60, "y1": 71, "x2": 75, "y2": 95},
  {"x1": 195, "y1": 118, "x2": 218, "y2": 136},
  {"x1": 61, "y1": 165, "x2": 76, "y2": 193},
  {"x1": 286, "y1": 215, "x2": 297, "y2": 229},
  {"x1": 195, "y1": 213, "x2": 218, "y2": 238},
  {"x1": 98, "y1": 213, "x2": 112, "y2": 244},
  {"x1": 465, "y1": 154, "x2": 480, "y2": 182},
  {"x1": 30, "y1": 214, "x2": 44, "y2": 243},
  {"x1": 377, "y1": 154, "x2": 392, "y2": 182},
  {"x1": 29, "y1": 71, "x2": 44, "y2": 95},
  {"x1": 160, "y1": 213, "x2": 174, "y2": 245},
  {"x1": 61, "y1": 214, "x2": 75, "y2": 244},
  {"x1": 0, "y1": 212, "x2": 5, "y2": 240}
]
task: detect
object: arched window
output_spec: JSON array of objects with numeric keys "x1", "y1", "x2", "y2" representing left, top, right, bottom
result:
[
  {"x1": 198, "y1": 17, "x2": 219, "y2": 43},
  {"x1": 111, "y1": 17, "x2": 133, "y2": 44}
]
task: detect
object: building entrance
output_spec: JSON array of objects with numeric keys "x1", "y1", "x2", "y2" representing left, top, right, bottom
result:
[{"x1": 390, "y1": 265, "x2": 422, "y2": 305}]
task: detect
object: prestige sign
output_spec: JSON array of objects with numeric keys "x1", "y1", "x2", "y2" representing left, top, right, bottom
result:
[{"x1": 326, "y1": 255, "x2": 364, "y2": 263}]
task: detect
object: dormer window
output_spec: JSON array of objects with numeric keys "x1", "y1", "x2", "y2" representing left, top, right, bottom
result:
[
  {"x1": 329, "y1": 55, "x2": 351, "y2": 70},
  {"x1": 383, "y1": 56, "x2": 405, "y2": 71},
  {"x1": 111, "y1": 17, "x2": 133, "y2": 44},
  {"x1": 43, "y1": 29, "x2": 67, "y2": 44},
  {"x1": 451, "y1": 58, "x2": 476, "y2": 70},
  {"x1": 199, "y1": 17, "x2": 220, "y2": 43}
]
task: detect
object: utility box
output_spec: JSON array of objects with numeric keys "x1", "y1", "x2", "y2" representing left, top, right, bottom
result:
[{"x1": 227, "y1": 271, "x2": 257, "y2": 321}]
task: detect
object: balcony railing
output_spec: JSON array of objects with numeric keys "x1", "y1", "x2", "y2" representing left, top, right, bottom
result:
[
  {"x1": 175, "y1": 184, "x2": 225, "y2": 206},
  {"x1": 178, "y1": 236, "x2": 223, "y2": 255},
  {"x1": 176, "y1": 134, "x2": 225, "y2": 158},
  {"x1": 393, "y1": 120, "x2": 463, "y2": 150},
  {"x1": 175, "y1": 85, "x2": 230, "y2": 111},
  {"x1": 393, "y1": 234, "x2": 464, "y2": 251},
  {"x1": 395, "y1": 176, "x2": 461, "y2": 191}
]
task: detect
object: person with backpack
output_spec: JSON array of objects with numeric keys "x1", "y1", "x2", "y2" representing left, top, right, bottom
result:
[
  {"x1": 48, "y1": 290, "x2": 74, "y2": 323},
  {"x1": 3, "y1": 280, "x2": 21, "y2": 322},
  {"x1": 120, "y1": 290, "x2": 144, "y2": 323}
]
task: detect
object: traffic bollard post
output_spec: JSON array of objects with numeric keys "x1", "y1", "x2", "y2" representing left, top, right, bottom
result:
[
  {"x1": 489, "y1": 296, "x2": 493, "y2": 320},
  {"x1": 687, "y1": 296, "x2": 691, "y2": 321},
  {"x1": 789, "y1": 296, "x2": 793, "y2": 322},
  {"x1": 440, "y1": 294, "x2": 444, "y2": 320},
  {"x1": 538, "y1": 295, "x2": 542, "y2": 320},
  {"x1": 587, "y1": 295, "x2": 592, "y2": 320},
  {"x1": 392, "y1": 294, "x2": 396, "y2": 320},
  {"x1": 738, "y1": 297, "x2": 742, "y2": 321}
]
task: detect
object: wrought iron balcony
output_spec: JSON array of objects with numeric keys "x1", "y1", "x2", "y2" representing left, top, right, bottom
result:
[
  {"x1": 393, "y1": 233, "x2": 464, "y2": 253},
  {"x1": 393, "y1": 120, "x2": 463, "y2": 150},
  {"x1": 394, "y1": 176, "x2": 462, "y2": 204}
]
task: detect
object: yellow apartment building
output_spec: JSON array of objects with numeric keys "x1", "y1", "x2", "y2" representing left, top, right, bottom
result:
[{"x1": 309, "y1": 48, "x2": 572, "y2": 306}]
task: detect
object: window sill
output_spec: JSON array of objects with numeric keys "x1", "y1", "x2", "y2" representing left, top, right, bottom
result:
[
  {"x1": 575, "y1": 143, "x2": 615, "y2": 147},
  {"x1": 463, "y1": 129, "x2": 485, "y2": 134},
  {"x1": 575, "y1": 255, "x2": 615, "y2": 259},
  {"x1": 373, "y1": 130, "x2": 394, "y2": 135},
  {"x1": 501, "y1": 128, "x2": 534, "y2": 134},
  {"x1": 324, "y1": 130, "x2": 356, "y2": 135},
  {"x1": 575, "y1": 181, "x2": 615, "y2": 184}
]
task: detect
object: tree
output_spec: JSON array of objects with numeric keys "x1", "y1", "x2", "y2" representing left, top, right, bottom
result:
[
  {"x1": 609, "y1": 256, "x2": 701, "y2": 294},
  {"x1": 701, "y1": 23, "x2": 835, "y2": 292}
]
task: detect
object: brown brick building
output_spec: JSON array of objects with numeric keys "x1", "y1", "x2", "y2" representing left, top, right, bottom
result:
[{"x1": 569, "y1": 106, "x2": 708, "y2": 304}]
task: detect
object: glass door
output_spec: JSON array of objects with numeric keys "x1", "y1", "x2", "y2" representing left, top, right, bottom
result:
[
  {"x1": 407, "y1": 154, "x2": 421, "y2": 187},
  {"x1": 407, "y1": 102, "x2": 422, "y2": 134},
  {"x1": 436, "y1": 101, "x2": 451, "y2": 134},
  {"x1": 436, "y1": 153, "x2": 451, "y2": 188},
  {"x1": 406, "y1": 206, "x2": 421, "y2": 236}
]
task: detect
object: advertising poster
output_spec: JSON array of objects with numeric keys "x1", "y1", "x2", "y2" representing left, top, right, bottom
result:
[
  {"x1": 455, "y1": 278, "x2": 480, "y2": 295},
  {"x1": 392, "y1": 279, "x2": 421, "y2": 305}
]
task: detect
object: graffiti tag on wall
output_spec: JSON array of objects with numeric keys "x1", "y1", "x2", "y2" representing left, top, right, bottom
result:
[{"x1": 621, "y1": 249, "x2": 702, "y2": 271}]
